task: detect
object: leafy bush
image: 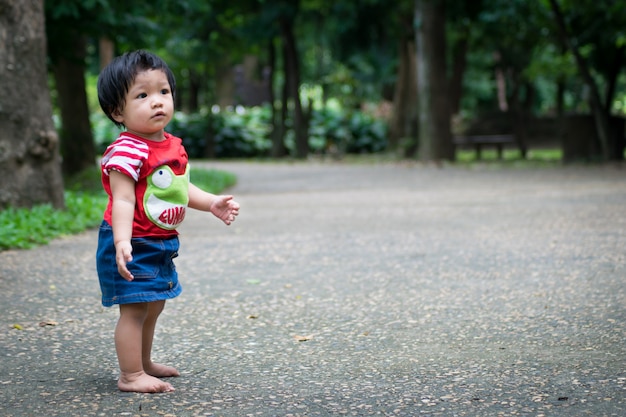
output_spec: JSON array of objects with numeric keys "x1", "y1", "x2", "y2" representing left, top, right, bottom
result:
[
  {"x1": 308, "y1": 107, "x2": 352, "y2": 153},
  {"x1": 346, "y1": 111, "x2": 388, "y2": 153},
  {"x1": 91, "y1": 104, "x2": 388, "y2": 158},
  {"x1": 309, "y1": 106, "x2": 387, "y2": 154},
  {"x1": 0, "y1": 191, "x2": 107, "y2": 250},
  {"x1": 167, "y1": 110, "x2": 213, "y2": 158},
  {"x1": 208, "y1": 106, "x2": 273, "y2": 158}
]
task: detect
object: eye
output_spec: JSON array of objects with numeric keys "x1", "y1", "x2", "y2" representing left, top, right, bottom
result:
[
  {"x1": 152, "y1": 169, "x2": 172, "y2": 189},
  {"x1": 136, "y1": 92, "x2": 147, "y2": 99},
  {"x1": 161, "y1": 88, "x2": 170, "y2": 95}
]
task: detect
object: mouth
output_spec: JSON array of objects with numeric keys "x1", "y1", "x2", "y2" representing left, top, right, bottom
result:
[{"x1": 152, "y1": 111, "x2": 167, "y2": 119}]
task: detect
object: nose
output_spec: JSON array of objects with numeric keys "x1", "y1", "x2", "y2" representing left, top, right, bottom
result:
[{"x1": 151, "y1": 95, "x2": 163, "y2": 108}]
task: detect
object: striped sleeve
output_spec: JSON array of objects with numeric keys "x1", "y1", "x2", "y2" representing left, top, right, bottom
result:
[{"x1": 101, "y1": 136, "x2": 149, "y2": 182}]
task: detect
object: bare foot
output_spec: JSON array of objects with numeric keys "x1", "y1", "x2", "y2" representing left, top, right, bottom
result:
[
  {"x1": 144, "y1": 362, "x2": 180, "y2": 378},
  {"x1": 118, "y1": 371, "x2": 175, "y2": 393}
]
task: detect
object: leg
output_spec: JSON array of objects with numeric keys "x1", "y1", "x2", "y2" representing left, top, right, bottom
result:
[
  {"x1": 142, "y1": 300, "x2": 180, "y2": 378},
  {"x1": 115, "y1": 303, "x2": 174, "y2": 393}
]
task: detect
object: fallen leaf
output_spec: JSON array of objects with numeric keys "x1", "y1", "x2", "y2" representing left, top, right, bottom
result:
[
  {"x1": 246, "y1": 314, "x2": 259, "y2": 319},
  {"x1": 39, "y1": 321, "x2": 59, "y2": 327},
  {"x1": 12, "y1": 324, "x2": 23, "y2": 330},
  {"x1": 246, "y1": 279, "x2": 261, "y2": 285},
  {"x1": 294, "y1": 334, "x2": 313, "y2": 342}
]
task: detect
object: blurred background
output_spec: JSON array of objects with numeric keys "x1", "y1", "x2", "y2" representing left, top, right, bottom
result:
[{"x1": 40, "y1": 0, "x2": 626, "y2": 167}]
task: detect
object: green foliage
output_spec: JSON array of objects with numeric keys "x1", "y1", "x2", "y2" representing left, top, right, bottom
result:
[
  {"x1": 346, "y1": 111, "x2": 388, "y2": 153},
  {"x1": 190, "y1": 168, "x2": 237, "y2": 194},
  {"x1": 209, "y1": 107, "x2": 274, "y2": 158},
  {"x1": 0, "y1": 167, "x2": 236, "y2": 251},
  {"x1": 308, "y1": 105, "x2": 387, "y2": 153},
  {"x1": 91, "y1": 112, "x2": 124, "y2": 153},
  {"x1": 168, "y1": 107, "x2": 273, "y2": 158},
  {"x1": 0, "y1": 191, "x2": 106, "y2": 250}
]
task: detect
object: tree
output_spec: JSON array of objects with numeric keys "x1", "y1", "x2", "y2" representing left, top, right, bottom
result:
[
  {"x1": 414, "y1": 0, "x2": 453, "y2": 161},
  {"x1": 280, "y1": 3, "x2": 308, "y2": 159},
  {"x1": 547, "y1": 0, "x2": 626, "y2": 161},
  {"x1": 45, "y1": 0, "x2": 101, "y2": 176},
  {"x1": 0, "y1": 0, "x2": 65, "y2": 209}
]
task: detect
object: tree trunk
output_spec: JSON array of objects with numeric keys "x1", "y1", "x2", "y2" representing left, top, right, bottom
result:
[
  {"x1": 280, "y1": 60, "x2": 290, "y2": 156},
  {"x1": 604, "y1": 45, "x2": 625, "y2": 111},
  {"x1": 494, "y1": 52, "x2": 509, "y2": 112},
  {"x1": 188, "y1": 70, "x2": 201, "y2": 113},
  {"x1": 415, "y1": 0, "x2": 453, "y2": 162},
  {"x1": 216, "y1": 59, "x2": 235, "y2": 108},
  {"x1": 389, "y1": 37, "x2": 417, "y2": 153},
  {"x1": 51, "y1": 34, "x2": 96, "y2": 176},
  {"x1": 99, "y1": 37, "x2": 114, "y2": 70},
  {"x1": 268, "y1": 38, "x2": 287, "y2": 158},
  {"x1": 510, "y1": 78, "x2": 530, "y2": 159},
  {"x1": 449, "y1": 31, "x2": 468, "y2": 116},
  {"x1": 280, "y1": 16, "x2": 308, "y2": 159},
  {"x1": 0, "y1": 0, "x2": 65, "y2": 209}
]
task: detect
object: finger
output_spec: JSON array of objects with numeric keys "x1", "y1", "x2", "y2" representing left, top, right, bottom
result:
[
  {"x1": 117, "y1": 261, "x2": 134, "y2": 281},
  {"x1": 117, "y1": 253, "x2": 134, "y2": 281},
  {"x1": 120, "y1": 268, "x2": 134, "y2": 281}
]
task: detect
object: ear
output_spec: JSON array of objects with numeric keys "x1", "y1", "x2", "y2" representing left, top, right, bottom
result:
[{"x1": 111, "y1": 109, "x2": 124, "y2": 124}]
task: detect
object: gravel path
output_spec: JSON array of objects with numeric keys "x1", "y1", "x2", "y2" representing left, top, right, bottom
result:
[{"x1": 1, "y1": 161, "x2": 625, "y2": 416}]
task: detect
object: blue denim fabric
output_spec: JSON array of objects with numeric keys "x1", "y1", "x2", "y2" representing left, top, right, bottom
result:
[{"x1": 96, "y1": 221, "x2": 182, "y2": 307}]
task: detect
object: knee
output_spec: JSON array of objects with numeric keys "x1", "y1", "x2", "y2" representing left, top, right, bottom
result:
[{"x1": 120, "y1": 303, "x2": 150, "y2": 323}]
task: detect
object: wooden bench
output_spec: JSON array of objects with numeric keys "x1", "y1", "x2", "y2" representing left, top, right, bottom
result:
[{"x1": 453, "y1": 134, "x2": 515, "y2": 160}]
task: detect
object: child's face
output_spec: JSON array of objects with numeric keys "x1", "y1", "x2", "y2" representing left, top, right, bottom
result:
[{"x1": 112, "y1": 69, "x2": 174, "y2": 140}]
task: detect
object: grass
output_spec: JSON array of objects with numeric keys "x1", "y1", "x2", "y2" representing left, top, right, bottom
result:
[
  {"x1": 339, "y1": 147, "x2": 563, "y2": 167},
  {"x1": 0, "y1": 166, "x2": 237, "y2": 251},
  {"x1": 454, "y1": 148, "x2": 563, "y2": 167}
]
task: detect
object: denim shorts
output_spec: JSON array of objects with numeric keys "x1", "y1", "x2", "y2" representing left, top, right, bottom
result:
[{"x1": 96, "y1": 221, "x2": 182, "y2": 307}]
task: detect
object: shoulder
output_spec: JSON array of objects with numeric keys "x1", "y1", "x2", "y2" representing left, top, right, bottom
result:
[
  {"x1": 102, "y1": 134, "x2": 151, "y2": 181},
  {"x1": 108, "y1": 134, "x2": 150, "y2": 154},
  {"x1": 103, "y1": 134, "x2": 150, "y2": 161}
]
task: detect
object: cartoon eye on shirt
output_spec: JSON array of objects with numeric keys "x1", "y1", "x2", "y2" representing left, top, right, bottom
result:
[
  {"x1": 152, "y1": 168, "x2": 173, "y2": 189},
  {"x1": 144, "y1": 165, "x2": 189, "y2": 230}
]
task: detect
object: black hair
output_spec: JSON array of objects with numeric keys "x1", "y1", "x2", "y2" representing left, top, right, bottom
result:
[{"x1": 97, "y1": 50, "x2": 176, "y2": 127}]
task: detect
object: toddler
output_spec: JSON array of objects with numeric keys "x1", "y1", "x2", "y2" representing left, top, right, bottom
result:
[{"x1": 96, "y1": 50, "x2": 239, "y2": 393}]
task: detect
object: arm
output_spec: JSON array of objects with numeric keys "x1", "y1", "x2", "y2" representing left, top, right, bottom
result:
[
  {"x1": 109, "y1": 170, "x2": 136, "y2": 281},
  {"x1": 188, "y1": 183, "x2": 240, "y2": 225}
]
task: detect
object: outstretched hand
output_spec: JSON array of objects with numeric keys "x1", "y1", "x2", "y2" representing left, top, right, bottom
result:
[{"x1": 209, "y1": 195, "x2": 240, "y2": 225}]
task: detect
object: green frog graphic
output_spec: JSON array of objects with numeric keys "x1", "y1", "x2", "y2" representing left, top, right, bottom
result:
[{"x1": 144, "y1": 165, "x2": 189, "y2": 230}]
